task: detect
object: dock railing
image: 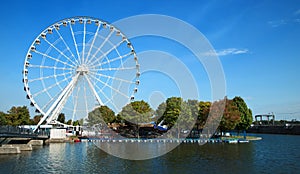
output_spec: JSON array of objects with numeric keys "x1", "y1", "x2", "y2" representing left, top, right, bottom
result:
[{"x1": 0, "y1": 125, "x2": 50, "y2": 138}]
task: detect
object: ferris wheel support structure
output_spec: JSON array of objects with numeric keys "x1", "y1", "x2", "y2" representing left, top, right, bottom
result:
[
  {"x1": 34, "y1": 73, "x2": 80, "y2": 131},
  {"x1": 84, "y1": 74, "x2": 104, "y2": 107},
  {"x1": 23, "y1": 17, "x2": 140, "y2": 131}
]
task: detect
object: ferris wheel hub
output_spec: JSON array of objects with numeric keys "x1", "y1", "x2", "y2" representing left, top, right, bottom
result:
[{"x1": 76, "y1": 65, "x2": 89, "y2": 75}]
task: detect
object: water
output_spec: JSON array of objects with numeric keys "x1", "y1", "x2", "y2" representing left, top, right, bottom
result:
[{"x1": 0, "y1": 134, "x2": 299, "y2": 174}]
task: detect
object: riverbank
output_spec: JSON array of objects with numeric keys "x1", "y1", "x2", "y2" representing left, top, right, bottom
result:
[
  {"x1": 228, "y1": 135, "x2": 262, "y2": 141},
  {"x1": 247, "y1": 125, "x2": 300, "y2": 135},
  {"x1": 0, "y1": 139, "x2": 43, "y2": 154}
]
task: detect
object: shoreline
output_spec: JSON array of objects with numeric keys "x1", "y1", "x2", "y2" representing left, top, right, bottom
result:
[
  {"x1": 228, "y1": 135, "x2": 262, "y2": 141},
  {"x1": 247, "y1": 125, "x2": 300, "y2": 135}
]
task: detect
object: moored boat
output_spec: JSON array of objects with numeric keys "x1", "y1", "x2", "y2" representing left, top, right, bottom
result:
[
  {"x1": 238, "y1": 139, "x2": 249, "y2": 143},
  {"x1": 224, "y1": 139, "x2": 238, "y2": 144}
]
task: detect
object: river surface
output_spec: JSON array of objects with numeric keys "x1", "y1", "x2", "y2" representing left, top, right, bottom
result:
[{"x1": 0, "y1": 134, "x2": 299, "y2": 174}]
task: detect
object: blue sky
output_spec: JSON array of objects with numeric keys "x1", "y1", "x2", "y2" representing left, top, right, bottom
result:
[{"x1": 0, "y1": 0, "x2": 300, "y2": 120}]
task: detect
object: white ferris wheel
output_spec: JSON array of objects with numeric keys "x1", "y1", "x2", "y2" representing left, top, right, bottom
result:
[{"x1": 22, "y1": 16, "x2": 140, "y2": 130}]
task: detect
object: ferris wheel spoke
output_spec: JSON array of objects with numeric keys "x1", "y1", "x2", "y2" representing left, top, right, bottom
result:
[
  {"x1": 84, "y1": 74, "x2": 104, "y2": 106},
  {"x1": 113, "y1": 44, "x2": 125, "y2": 70},
  {"x1": 41, "y1": 91, "x2": 61, "y2": 112},
  {"x1": 88, "y1": 73, "x2": 130, "y2": 99},
  {"x1": 24, "y1": 17, "x2": 139, "y2": 130},
  {"x1": 89, "y1": 71, "x2": 134, "y2": 84},
  {"x1": 69, "y1": 23, "x2": 81, "y2": 64},
  {"x1": 54, "y1": 28, "x2": 80, "y2": 65},
  {"x1": 40, "y1": 77, "x2": 52, "y2": 101},
  {"x1": 71, "y1": 85, "x2": 81, "y2": 122},
  {"x1": 34, "y1": 50, "x2": 76, "y2": 68},
  {"x1": 89, "y1": 51, "x2": 133, "y2": 69},
  {"x1": 86, "y1": 30, "x2": 114, "y2": 65},
  {"x1": 83, "y1": 80, "x2": 89, "y2": 118},
  {"x1": 86, "y1": 73, "x2": 119, "y2": 110},
  {"x1": 28, "y1": 64, "x2": 73, "y2": 71},
  {"x1": 28, "y1": 71, "x2": 73, "y2": 83},
  {"x1": 35, "y1": 73, "x2": 80, "y2": 129},
  {"x1": 85, "y1": 23, "x2": 101, "y2": 64},
  {"x1": 46, "y1": 73, "x2": 80, "y2": 123},
  {"x1": 82, "y1": 19, "x2": 87, "y2": 64},
  {"x1": 32, "y1": 74, "x2": 73, "y2": 98},
  {"x1": 43, "y1": 39, "x2": 78, "y2": 67},
  {"x1": 90, "y1": 67, "x2": 137, "y2": 72},
  {"x1": 94, "y1": 82, "x2": 119, "y2": 111},
  {"x1": 87, "y1": 40, "x2": 125, "y2": 67}
]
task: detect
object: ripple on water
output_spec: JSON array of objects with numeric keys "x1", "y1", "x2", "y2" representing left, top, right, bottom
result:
[{"x1": 0, "y1": 134, "x2": 299, "y2": 174}]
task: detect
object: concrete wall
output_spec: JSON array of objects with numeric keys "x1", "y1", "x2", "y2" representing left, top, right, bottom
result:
[
  {"x1": 50, "y1": 129, "x2": 66, "y2": 139},
  {"x1": 0, "y1": 146, "x2": 21, "y2": 154},
  {"x1": 247, "y1": 125, "x2": 300, "y2": 135},
  {"x1": 28, "y1": 140, "x2": 44, "y2": 146},
  {"x1": 2, "y1": 144, "x2": 32, "y2": 151}
]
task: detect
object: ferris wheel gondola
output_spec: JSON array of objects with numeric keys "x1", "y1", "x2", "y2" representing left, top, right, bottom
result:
[{"x1": 22, "y1": 16, "x2": 140, "y2": 131}]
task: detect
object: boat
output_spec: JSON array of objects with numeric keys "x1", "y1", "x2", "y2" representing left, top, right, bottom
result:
[
  {"x1": 224, "y1": 139, "x2": 238, "y2": 144},
  {"x1": 238, "y1": 139, "x2": 249, "y2": 143},
  {"x1": 153, "y1": 120, "x2": 168, "y2": 131},
  {"x1": 73, "y1": 139, "x2": 81, "y2": 143}
]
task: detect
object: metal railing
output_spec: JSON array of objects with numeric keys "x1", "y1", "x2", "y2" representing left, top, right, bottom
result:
[{"x1": 0, "y1": 126, "x2": 50, "y2": 137}]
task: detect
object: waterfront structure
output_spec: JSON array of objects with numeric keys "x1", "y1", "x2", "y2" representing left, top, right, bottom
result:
[
  {"x1": 254, "y1": 114, "x2": 275, "y2": 125},
  {"x1": 248, "y1": 114, "x2": 300, "y2": 135}
]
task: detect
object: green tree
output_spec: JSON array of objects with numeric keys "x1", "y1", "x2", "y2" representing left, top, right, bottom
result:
[
  {"x1": 57, "y1": 113, "x2": 65, "y2": 124},
  {"x1": 198, "y1": 101, "x2": 211, "y2": 129},
  {"x1": 219, "y1": 99, "x2": 241, "y2": 132},
  {"x1": 233, "y1": 96, "x2": 253, "y2": 131},
  {"x1": 156, "y1": 97, "x2": 196, "y2": 138},
  {"x1": 87, "y1": 105, "x2": 115, "y2": 126},
  {"x1": 176, "y1": 101, "x2": 194, "y2": 131},
  {"x1": 160, "y1": 97, "x2": 183, "y2": 127},
  {"x1": 78, "y1": 118, "x2": 84, "y2": 126},
  {"x1": 155, "y1": 102, "x2": 166, "y2": 118},
  {"x1": 114, "y1": 114, "x2": 124, "y2": 123},
  {"x1": 119, "y1": 100, "x2": 153, "y2": 125},
  {"x1": 73, "y1": 120, "x2": 80, "y2": 126},
  {"x1": 204, "y1": 99, "x2": 225, "y2": 136},
  {"x1": 157, "y1": 97, "x2": 195, "y2": 128},
  {"x1": 66, "y1": 119, "x2": 72, "y2": 125},
  {"x1": 187, "y1": 99, "x2": 199, "y2": 121},
  {"x1": 32, "y1": 114, "x2": 43, "y2": 125},
  {"x1": 6, "y1": 106, "x2": 30, "y2": 125},
  {"x1": 87, "y1": 108, "x2": 102, "y2": 126},
  {"x1": 0, "y1": 111, "x2": 7, "y2": 125},
  {"x1": 99, "y1": 105, "x2": 115, "y2": 124},
  {"x1": 119, "y1": 101, "x2": 153, "y2": 138}
]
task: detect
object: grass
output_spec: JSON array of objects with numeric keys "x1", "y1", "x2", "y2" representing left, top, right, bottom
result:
[{"x1": 225, "y1": 135, "x2": 262, "y2": 141}]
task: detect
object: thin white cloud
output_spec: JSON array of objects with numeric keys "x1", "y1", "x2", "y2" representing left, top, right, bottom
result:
[
  {"x1": 204, "y1": 48, "x2": 249, "y2": 57},
  {"x1": 294, "y1": 19, "x2": 300, "y2": 23},
  {"x1": 268, "y1": 10, "x2": 300, "y2": 27},
  {"x1": 268, "y1": 20, "x2": 287, "y2": 27},
  {"x1": 294, "y1": 9, "x2": 300, "y2": 15},
  {"x1": 268, "y1": 18, "x2": 300, "y2": 27}
]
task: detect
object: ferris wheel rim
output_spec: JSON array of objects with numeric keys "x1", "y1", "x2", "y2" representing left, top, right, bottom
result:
[{"x1": 22, "y1": 16, "x2": 140, "y2": 125}]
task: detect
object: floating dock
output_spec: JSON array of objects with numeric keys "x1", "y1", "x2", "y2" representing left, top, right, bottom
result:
[{"x1": 81, "y1": 138, "x2": 249, "y2": 144}]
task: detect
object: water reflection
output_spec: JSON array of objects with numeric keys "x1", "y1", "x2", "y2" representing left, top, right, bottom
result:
[
  {"x1": 94, "y1": 141, "x2": 180, "y2": 160},
  {"x1": 0, "y1": 134, "x2": 299, "y2": 173}
]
